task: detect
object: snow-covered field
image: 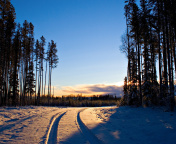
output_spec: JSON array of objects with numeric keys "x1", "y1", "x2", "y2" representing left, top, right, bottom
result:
[{"x1": 0, "y1": 106, "x2": 176, "y2": 144}]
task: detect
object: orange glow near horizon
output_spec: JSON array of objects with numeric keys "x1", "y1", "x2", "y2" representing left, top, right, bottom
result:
[{"x1": 52, "y1": 82, "x2": 123, "y2": 97}]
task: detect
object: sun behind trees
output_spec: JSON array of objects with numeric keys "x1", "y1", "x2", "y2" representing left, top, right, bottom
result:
[
  {"x1": 120, "y1": 0, "x2": 176, "y2": 111},
  {"x1": 0, "y1": 0, "x2": 58, "y2": 106}
]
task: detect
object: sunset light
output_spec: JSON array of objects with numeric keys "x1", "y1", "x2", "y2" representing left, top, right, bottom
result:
[{"x1": 1, "y1": 0, "x2": 176, "y2": 144}]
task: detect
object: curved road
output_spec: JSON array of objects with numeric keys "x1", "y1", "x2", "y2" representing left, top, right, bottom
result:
[{"x1": 46, "y1": 108, "x2": 103, "y2": 144}]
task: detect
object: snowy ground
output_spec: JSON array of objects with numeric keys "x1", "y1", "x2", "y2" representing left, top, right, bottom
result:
[{"x1": 0, "y1": 106, "x2": 176, "y2": 144}]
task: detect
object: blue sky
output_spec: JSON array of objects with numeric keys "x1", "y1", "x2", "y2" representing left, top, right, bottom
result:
[{"x1": 11, "y1": 0, "x2": 127, "y2": 96}]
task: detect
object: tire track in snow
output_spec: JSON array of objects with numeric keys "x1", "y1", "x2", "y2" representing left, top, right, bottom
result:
[
  {"x1": 0, "y1": 115, "x2": 36, "y2": 132},
  {"x1": 77, "y1": 109, "x2": 103, "y2": 144},
  {"x1": 45, "y1": 111, "x2": 67, "y2": 144},
  {"x1": 0, "y1": 109, "x2": 58, "y2": 133}
]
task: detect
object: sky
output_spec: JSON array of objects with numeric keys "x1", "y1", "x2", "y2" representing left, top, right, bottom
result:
[{"x1": 11, "y1": 0, "x2": 127, "y2": 97}]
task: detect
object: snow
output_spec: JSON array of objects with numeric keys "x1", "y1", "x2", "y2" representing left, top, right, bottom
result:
[
  {"x1": 0, "y1": 106, "x2": 176, "y2": 144},
  {"x1": 81, "y1": 106, "x2": 176, "y2": 144}
]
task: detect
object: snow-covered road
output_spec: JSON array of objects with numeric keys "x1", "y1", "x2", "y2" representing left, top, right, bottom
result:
[
  {"x1": 0, "y1": 106, "x2": 176, "y2": 144},
  {"x1": 0, "y1": 107, "x2": 107, "y2": 144},
  {"x1": 46, "y1": 108, "x2": 103, "y2": 144}
]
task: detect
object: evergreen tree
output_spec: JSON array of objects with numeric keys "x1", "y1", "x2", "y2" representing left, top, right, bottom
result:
[
  {"x1": 34, "y1": 39, "x2": 40, "y2": 104},
  {"x1": 26, "y1": 22, "x2": 35, "y2": 104},
  {"x1": 11, "y1": 25, "x2": 21, "y2": 105},
  {"x1": 47, "y1": 40, "x2": 58, "y2": 102},
  {"x1": 0, "y1": 0, "x2": 16, "y2": 105}
]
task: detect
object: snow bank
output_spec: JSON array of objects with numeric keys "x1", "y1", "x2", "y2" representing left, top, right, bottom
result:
[{"x1": 81, "y1": 106, "x2": 176, "y2": 144}]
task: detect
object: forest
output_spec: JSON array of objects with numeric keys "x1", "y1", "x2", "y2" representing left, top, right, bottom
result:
[
  {"x1": 39, "y1": 94, "x2": 119, "y2": 107},
  {"x1": 121, "y1": 0, "x2": 176, "y2": 111},
  {"x1": 2, "y1": 0, "x2": 176, "y2": 110},
  {"x1": 0, "y1": 0, "x2": 58, "y2": 106},
  {"x1": 0, "y1": 0, "x2": 117, "y2": 107},
  {"x1": 1, "y1": 1, "x2": 176, "y2": 143}
]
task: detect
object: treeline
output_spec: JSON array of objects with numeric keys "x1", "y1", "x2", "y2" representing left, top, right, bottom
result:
[
  {"x1": 0, "y1": 0, "x2": 58, "y2": 106},
  {"x1": 120, "y1": 0, "x2": 176, "y2": 111},
  {"x1": 39, "y1": 94, "x2": 119, "y2": 107}
]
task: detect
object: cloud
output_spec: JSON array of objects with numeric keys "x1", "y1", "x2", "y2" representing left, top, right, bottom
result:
[{"x1": 60, "y1": 83, "x2": 123, "y2": 96}]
